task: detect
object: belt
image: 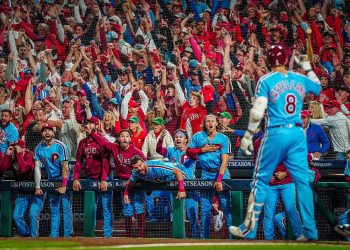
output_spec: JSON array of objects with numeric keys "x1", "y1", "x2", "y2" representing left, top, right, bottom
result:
[
  {"x1": 268, "y1": 123, "x2": 302, "y2": 129},
  {"x1": 204, "y1": 168, "x2": 219, "y2": 173}
]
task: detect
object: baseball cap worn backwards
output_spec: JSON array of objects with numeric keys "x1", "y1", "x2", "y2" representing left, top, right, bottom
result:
[{"x1": 152, "y1": 117, "x2": 165, "y2": 125}]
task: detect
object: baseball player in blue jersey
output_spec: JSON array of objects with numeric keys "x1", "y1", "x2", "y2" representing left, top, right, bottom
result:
[
  {"x1": 187, "y1": 114, "x2": 232, "y2": 239},
  {"x1": 157, "y1": 129, "x2": 200, "y2": 238},
  {"x1": 229, "y1": 45, "x2": 321, "y2": 240},
  {"x1": 124, "y1": 155, "x2": 187, "y2": 204},
  {"x1": 34, "y1": 123, "x2": 73, "y2": 237}
]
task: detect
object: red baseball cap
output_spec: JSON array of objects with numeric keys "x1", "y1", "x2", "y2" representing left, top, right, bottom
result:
[
  {"x1": 41, "y1": 123, "x2": 54, "y2": 132},
  {"x1": 324, "y1": 100, "x2": 341, "y2": 109},
  {"x1": 87, "y1": 116, "x2": 99, "y2": 125},
  {"x1": 206, "y1": 52, "x2": 216, "y2": 60},
  {"x1": 77, "y1": 90, "x2": 87, "y2": 96},
  {"x1": 129, "y1": 100, "x2": 141, "y2": 108},
  {"x1": 301, "y1": 110, "x2": 310, "y2": 117},
  {"x1": 14, "y1": 139, "x2": 26, "y2": 148}
]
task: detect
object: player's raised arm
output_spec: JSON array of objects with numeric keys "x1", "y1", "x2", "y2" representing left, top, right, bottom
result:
[
  {"x1": 173, "y1": 168, "x2": 186, "y2": 199},
  {"x1": 294, "y1": 55, "x2": 321, "y2": 95},
  {"x1": 294, "y1": 56, "x2": 320, "y2": 83}
]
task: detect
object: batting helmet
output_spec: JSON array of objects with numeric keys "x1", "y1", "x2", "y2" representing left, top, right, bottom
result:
[{"x1": 267, "y1": 45, "x2": 286, "y2": 68}]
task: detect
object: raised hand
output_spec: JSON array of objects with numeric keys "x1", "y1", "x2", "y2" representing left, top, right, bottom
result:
[
  {"x1": 240, "y1": 131, "x2": 254, "y2": 156},
  {"x1": 294, "y1": 55, "x2": 312, "y2": 71}
]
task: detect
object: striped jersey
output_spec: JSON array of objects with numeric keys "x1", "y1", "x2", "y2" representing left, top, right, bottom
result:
[
  {"x1": 34, "y1": 139, "x2": 69, "y2": 180},
  {"x1": 130, "y1": 160, "x2": 187, "y2": 183}
]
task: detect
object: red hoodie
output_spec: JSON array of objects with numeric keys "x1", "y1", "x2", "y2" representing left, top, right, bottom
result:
[
  {"x1": 1, "y1": 150, "x2": 35, "y2": 181},
  {"x1": 74, "y1": 135, "x2": 110, "y2": 181},
  {"x1": 91, "y1": 132, "x2": 146, "y2": 179}
]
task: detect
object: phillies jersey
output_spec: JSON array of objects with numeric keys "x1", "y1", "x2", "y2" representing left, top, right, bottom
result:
[
  {"x1": 74, "y1": 136, "x2": 110, "y2": 181},
  {"x1": 166, "y1": 147, "x2": 196, "y2": 179},
  {"x1": 188, "y1": 131, "x2": 231, "y2": 171},
  {"x1": 34, "y1": 140, "x2": 68, "y2": 180},
  {"x1": 180, "y1": 102, "x2": 207, "y2": 137},
  {"x1": 129, "y1": 160, "x2": 188, "y2": 183},
  {"x1": 91, "y1": 132, "x2": 146, "y2": 179},
  {"x1": 256, "y1": 71, "x2": 321, "y2": 127},
  {"x1": 0, "y1": 123, "x2": 19, "y2": 154}
]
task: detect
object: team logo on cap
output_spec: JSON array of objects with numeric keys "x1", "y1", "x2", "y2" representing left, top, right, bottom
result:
[{"x1": 51, "y1": 153, "x2": 59, "y2": 163}]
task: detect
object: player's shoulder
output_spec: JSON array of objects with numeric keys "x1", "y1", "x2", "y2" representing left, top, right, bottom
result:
[
  {"x1": 289, "y1": 71, "x2": 310, "y2": 81},
  {"x1": 53, "y1": 139, "x2": 67, "y2": 149},
  {"x1": 258, "y1": 71, "x2": 279, "y2": 82},
  {"x1": 34, "y1": 141, "x2": 45, "y2": 153},
  {"x1": 148, "y1": 160, "x2": 174, "y2": 170},
  {"x1": 192, "y1": 131, "x2": 205, "y2": 139}
]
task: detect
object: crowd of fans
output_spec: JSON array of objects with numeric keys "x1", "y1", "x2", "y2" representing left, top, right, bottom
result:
[
  {"x1": 0, "y1": 0, "x2": 349, "y2": 240},
  {"x1": 0, "y1": 0, "x2": 350, "y2": 162}
]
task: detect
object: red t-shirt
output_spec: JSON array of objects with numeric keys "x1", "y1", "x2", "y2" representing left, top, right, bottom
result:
[
  {"x1": 131, "y1": 130, "x2": 147, "y2": 150},
  {"x1": 179, "y1": 102, "x2": 207, "y2": 135}
]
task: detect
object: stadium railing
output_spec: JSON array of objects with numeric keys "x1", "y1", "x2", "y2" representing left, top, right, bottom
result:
[{"x1": 0, "y1": 171, "x2": 349, "y2": 240}]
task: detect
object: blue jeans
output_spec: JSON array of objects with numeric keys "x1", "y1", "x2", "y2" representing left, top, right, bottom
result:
[
  {"x1": 121, "y1": 191, "x2": 145, "y2": 217},
  {"x1": 185, "y1": 191, "x2": 200, "y2": 238},
  {"x1": 48, "y1": 191, "x2": 73, "y2": 237},
  {"x1": 263, "y1": 183, "x2": 303, "y2": 240},
  {"x1": 13, "y1": 192, "x2": 46, "y2": 237},
  {"x1": 200, "y1": 170, "x2": 232, "y2": 239},
  {"x1": 94, "y1": 190, "x2": 113, "y2": 237},
  {"x1": 86, "y1": 177, "x2": 113, "y2": 237},
  {"x1": 251, "y1": 127, "x2": 318, "y2": 240}
]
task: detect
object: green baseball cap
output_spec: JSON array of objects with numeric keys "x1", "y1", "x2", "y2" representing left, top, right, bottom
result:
[
  {"x1": 219, "y1": 111, "x2": 232, "y2": 120},
  {"x1": 152, "y1": 117, "x2": 165, "y2": 125},
  {"x1": 128, "y1": 116, "x2": 140, "y2": 123}
]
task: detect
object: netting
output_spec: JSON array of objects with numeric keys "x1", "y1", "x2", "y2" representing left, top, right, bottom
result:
[
  {"x1": 0, "y1": 0, "x2": 348, "y2": 159},
  {"x1": 4, "y1": 185, "x2": 347, "y2": 239},
  {"x1": 0, "y1": 0, "x2": 350, "y2": 240}
]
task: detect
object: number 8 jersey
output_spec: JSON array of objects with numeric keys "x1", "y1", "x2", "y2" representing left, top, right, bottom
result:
[{"x1": 255, "y1": 71, "x2": 321, "y2": 127}]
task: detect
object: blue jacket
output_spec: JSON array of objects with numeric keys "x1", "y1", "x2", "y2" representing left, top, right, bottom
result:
[{"x1": 305, "y1": 122, "x2": 330, "y2": 154}]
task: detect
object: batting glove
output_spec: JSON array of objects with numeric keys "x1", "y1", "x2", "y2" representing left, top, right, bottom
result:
[
  {"x1": 240, "y1": 131, "x2": 254, "y2": 156},
  {"x1": 294, "y1": 56, "x2": 312, "y2": 71}
]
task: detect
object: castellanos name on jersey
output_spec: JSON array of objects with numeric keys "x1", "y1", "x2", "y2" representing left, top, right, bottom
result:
[{"x1": 256, "y1": 71, "x2": 321, "y2": 127}]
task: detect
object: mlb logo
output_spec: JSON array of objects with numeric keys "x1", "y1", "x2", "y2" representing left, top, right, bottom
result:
[{"x1": 11, "y1": 182, "x2": 19, "y2": 188}]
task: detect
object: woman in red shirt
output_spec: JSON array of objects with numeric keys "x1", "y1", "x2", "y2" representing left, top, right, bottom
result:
[{"x1": 128, "y1": 116, "x2": 147, "y2": 150}]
